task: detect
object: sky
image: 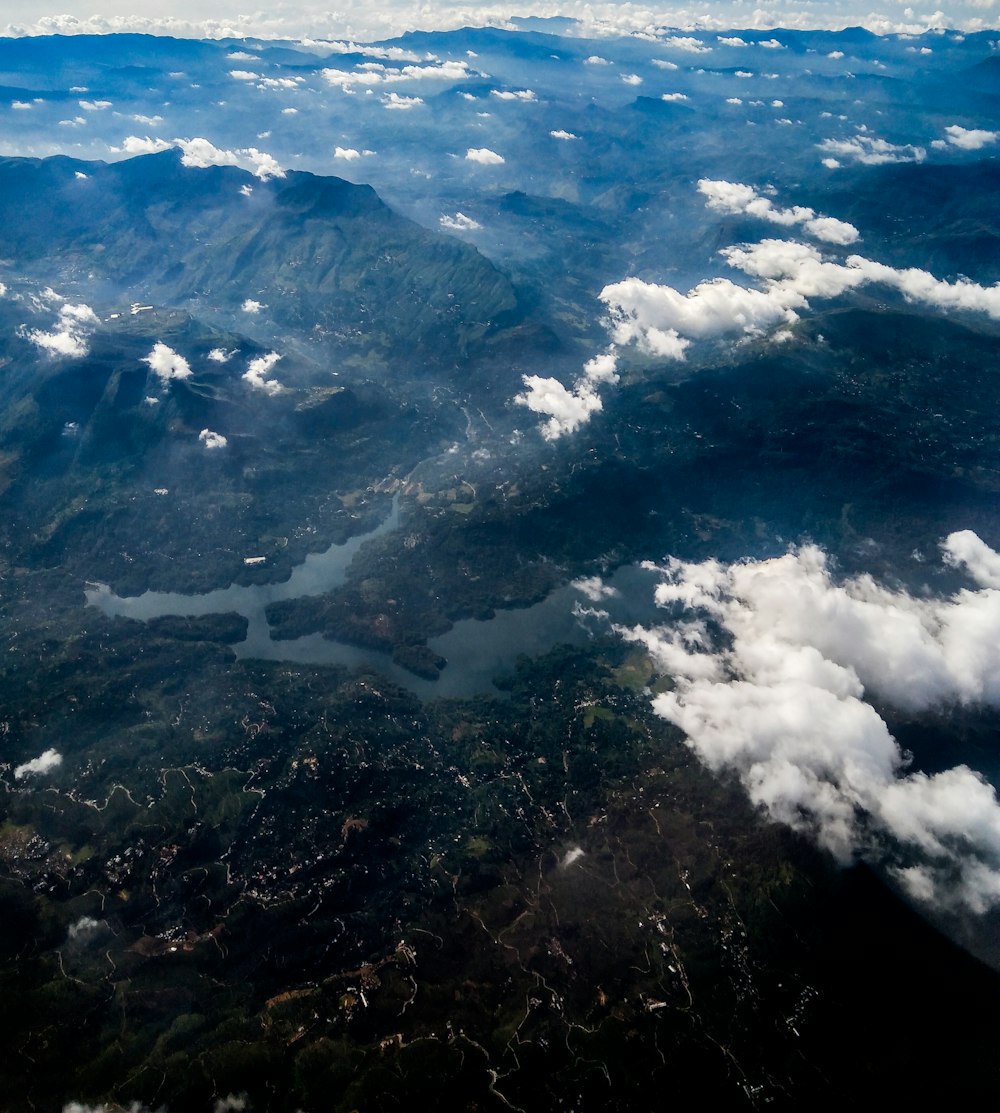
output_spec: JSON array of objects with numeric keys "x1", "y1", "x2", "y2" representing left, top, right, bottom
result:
[{"x1": 4, "y1": 0, "x2": 1000, "y2": 41}]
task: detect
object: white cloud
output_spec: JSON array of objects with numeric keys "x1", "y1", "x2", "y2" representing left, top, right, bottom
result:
[
  {"x1": 618, "y1": 535, "x2": 1000, "y2": 912},
  {"x1": 661, "y1": 92, "x2": 688, "y2": 102},
  {"x1": 199, "y1": 428, "x2": 227, "y2": 449},
  {"x1": 322, "y1": 41, "x2": 427, "y2": 62},
  {"x1": 440, "y1": 212, "x2": 481, "y2": 231},
  {"x1": 621, "y1": 73, "x2": 643, "y2": 85},
  {"x1": 663, "y1": 36, "x2": 710, "y2": 53},
  {"x1": 726, "y1": 96, "x2": 743, "y2": 104},
  {"x1": 513, "y1": 351, "x2": 618, "y2": 439},
  {"x1": 257, "y1": 76, "x2": 303, "y2": 89},
  {"x1": 651, "y1": 59, "x2": 679, "y2": 70},
  {"x1": 23, "y1": 300, "x2": 99, "y2": 358},
  {"x1": 550, "y1": 129, "x2": 578, "y2": 140},
  {"x1": 818, "y1": 134, "x2": 926, "y2": 165},
  {"x1": 585, "y1": 55, "x2": 610, "y2": 64},
  {"x1": 227, "y1": 50, "x2": 257, "y2": 61},
  {"x1": 466, "y1": 147, "x2": 504, "y2": 165},
  {"x1": 228, "y1": 69, "x2": 260, "y2": 80},
  {"x1": 334, "y1": 146, "x2": 360, "y2": 159},
  {"x1": 322, "y1": 59, "x2": 469, "y2": 92},
  {"x1": 600, "y1": 274, "x2": 797, "y2": 360},
  {"x1": 382, "y1": 93, "x2": 423, "y2": 109},
  {"x1": 514, "y1": 374, "x2": 602, "y2": 440},
  {"x1": 242, "y1": 147, "x2": 284, "y2": 179},
  {"x1": 698, "y1": 178, "x2": 859, "y2": 244},
  {"x1": 723, "y1": 238, "x2": 1000, "y2": 319},
  {"x1": 718, "y1": 36, "x2": 748, "y2": 46},
  {"x1": 821, "y1": 157, "x2": 841, "y2": 168},
  {"x1": 572, "y1": 576, "x2": 620, "y2": 602},
  {"x1": 491, "y1": 88, "x2": 536, "y2": 100},
  {"x1": 241, "y1": 298, "x2": 264, "y2": 313},
  {"x1": 940, "y1": 124, "x2": 999, "y2": 150},
  {"x1": 213, "y1": 1096, "x2": 248, "y2": 1113},
  {"x1": 828, "y1": 49, "x2": 845, "y2": 58},
  {"x1": 143, "y1": 341, "x2": 192, "y2": 382},
  {"x1": 207, "y1": 347, "x2": 234, "y2": 362},
  {"x1": 758, "y1": 37, "x2": 785, "y2": 48},
  {"x1": 11, "y1": 100, "x2": 32, "y2": 109},
  {"x1": 243, "y1": 351, "x2": 283, "y2": 394},
  {"x1": 68, "y1": 916, "x2": 102, "y2": 942},
  {"x1": 174, "y1": 137, "x2": 284, "y2": 179},
  {"x1": 14, "y1": 748, "x2": 62, "y2": 779},
  {"x1": 116, "y1": 135, "x2": 173, "y2": 155},
  {"x1": 581, "y1": 351, "x2": 619, "y2": 384},
  {"x1": 79, "y1": 98, "x2": 112, "y2": 110}
]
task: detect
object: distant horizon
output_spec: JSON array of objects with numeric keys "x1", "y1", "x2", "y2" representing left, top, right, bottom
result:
[{"x1": 4, "y1": 1, "x2": 1000, "y2": 42}]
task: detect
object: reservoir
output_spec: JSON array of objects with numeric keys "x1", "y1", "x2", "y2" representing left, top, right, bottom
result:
[{"x1": 85, "y1": 496, "x2": 662, "y2": 699}]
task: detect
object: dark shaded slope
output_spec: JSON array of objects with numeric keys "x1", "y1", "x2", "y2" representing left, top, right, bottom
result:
[
  {"x1": 0, "y1": 150, "x2": 528, "y2": 366},
  {"x1": 826, "y1": 160, "x2": 1000, "y2": 281}
]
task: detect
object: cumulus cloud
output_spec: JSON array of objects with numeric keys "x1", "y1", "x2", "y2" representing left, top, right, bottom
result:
[
  {"x1": 174, "y1": 137, "x2": 284, "y2": 179},
  {"x1": 243, "y1": 351, "x2": 282, "y2": 394},
  {"x1": 572, "y1": 575, "x2": 620, "y2": 602},
  {"x1": 621, "y1": 73, "x2": 643, "y2": 85},
  {"x1": 213, "y1": 1096, "x2": 248, "y2": 1113},
  {"x1": 115, "y1": 135, "x2": 173, "y2": 155},
  {"x1": 550, "y1": 129, "x2": 578, "y2": 140},
  {"x1": 207, "y1": 347, "x2": 235, "y2": 362},
  {"x1": 817, "y1": 134, "x2": 926, "y2": 165},
  {"x1": 440, "y1": 212, "x2": 481, "y2": 231},
  {"x1": 322, "y1": 41, "x2": 427, "y2": 62},
  {"x1": 663, "y1": 36, "x2": 710, "y2": 53},
  {"x1": 23, "y1": 300, "x2": 99, "y2": 358},
  {"x1": 603, "y1": 211, "x2": 1000, "y2": 366},
  {"x1": 199, "y1": 428, "x2": 227, "y2": 449},
  {"x1": 513, "y1": 350, "x2": 618, "y2": 440},
  {"x1": 936, "y1": 124, "x2": 999, "y2": 151},
  {"x1": 491, "y1": 88, "x2": 536, "y2": 100},
  {"x1": 723, "y1": 238, "x2": 1000, "y2": 319},
  {"x1": 616, "y1": 535, "x2": 1000, "y2": 912},
  {"x1": 15, "y1": 748, "x2": 62, "y2": 779},
  {"x1": 698, "y1": 178, "x2": 860, "y2": 244},
  {"x1": 661, "y1": 92, "x2": 688, "y2": 101},
  {"x1": 143, "y1": 341, "x2": 192, "y2": 382},
  {"x1": 241, "y1": 298, "x2": 264, "y2": 313},
  {"x1": 334, "y1": 146, "x2": 374, "y2": 160},
  {"x1": 514, "y1": 374, "x2": 603, "y2": 440},
  {"x1": 68, "y1": 916, "x2": 103, "y2": 942},
  {"x1": 382, "y1": 92, "x2": 423, "y2": 109},
  {"x1": 600, "y1": 274, "x2": 798, "y2": 360},
  {"x1": 321, "y1": 59, "x2": 469, "y2": 92},
  {"x1": 466, "y1": 147, "x2": 504, "y2": 165}
]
